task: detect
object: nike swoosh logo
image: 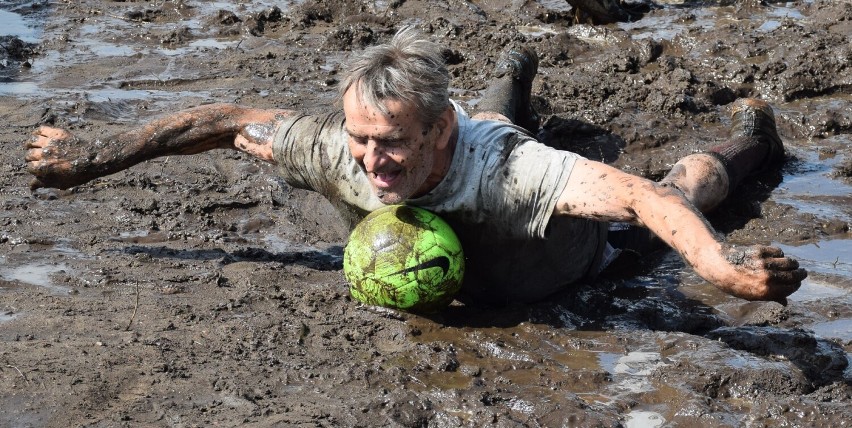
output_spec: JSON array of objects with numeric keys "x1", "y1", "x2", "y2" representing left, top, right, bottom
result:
[{"x1": 391, "y1": 256, "x2": 450, "y2": 277}]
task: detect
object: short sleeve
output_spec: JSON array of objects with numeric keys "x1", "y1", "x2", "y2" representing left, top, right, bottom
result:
[
  {"x1": 484, "y1": 139, "x2": 583, "y2": 238},
  {"x1": 271, "y1": 111, "x2": 382, "y2": 213}
]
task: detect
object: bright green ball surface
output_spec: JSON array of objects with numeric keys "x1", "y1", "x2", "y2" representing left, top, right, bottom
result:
[{"x1": 343, "y1": 205, "x2": 464, "y2": 312}]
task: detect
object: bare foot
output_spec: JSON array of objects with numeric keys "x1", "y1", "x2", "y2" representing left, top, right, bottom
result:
[{"x1": 25, "y1": 126, "x2": 102, "y2": 190}]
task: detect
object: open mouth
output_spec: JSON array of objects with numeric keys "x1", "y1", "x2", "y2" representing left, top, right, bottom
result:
[{"x1": 371, "y1": 170, "x2": 402, "y2": 189}]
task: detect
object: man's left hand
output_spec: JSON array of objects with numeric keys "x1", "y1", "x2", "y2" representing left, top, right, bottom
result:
[{"x1": 713, "y1": 243, "x2": 808, "y2": 304}]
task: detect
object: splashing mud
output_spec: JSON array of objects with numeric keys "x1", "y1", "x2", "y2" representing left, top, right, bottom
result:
[{"x1": 1, "y1": 0, "x2": 850, "y2": 426}]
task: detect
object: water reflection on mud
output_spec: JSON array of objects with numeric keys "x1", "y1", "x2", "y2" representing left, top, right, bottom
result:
[
  {"x1": 810, "y1": 319, "x2": 852, "y2": 342},
  {"x1": 0, "y1": 311, "x2": 16, "y2": 323},
  {"x1": 775, "y1": 146, "x2": 852, "y2": 222},
  {"x1": 0, "y1": 260, "x2": 71, "y2": 294},
  {"x1": 0, "y1": 239, "x2": 87, "y2": 295},
  {"x1": 0, "y1": 9, "x2": 41, "y2": 42},
  {"x1": 793, "y1": 278, "x2": 849, "y2": 302},
  {"x1": 781, "y1": 239, "x2": 852, "y2": 301},
  {"x1": 623, "y1": 410, "x2": 665, "y2": 428},
  {"x1": 1, "y1": 0, "x2": 850, "y2": 425}
]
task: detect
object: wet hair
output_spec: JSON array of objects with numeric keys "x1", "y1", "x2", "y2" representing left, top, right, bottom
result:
[{"x1": 338, "y1": 26, "x2": 450, "y2": 126}]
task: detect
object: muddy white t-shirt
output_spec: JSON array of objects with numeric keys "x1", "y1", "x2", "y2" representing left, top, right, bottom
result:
[{"x1": 272, "y1": 102, "x2": 606, "y2": 302}]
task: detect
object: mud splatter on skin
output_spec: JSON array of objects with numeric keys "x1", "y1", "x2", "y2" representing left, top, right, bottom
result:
[
  {"x1": 717, "y1": 242, "x2": 807, "y2": 303},
  {"x1": 27, "y1": 105, "x2": 290, "y2": 189},
  {"x1": 6, "y1": 0, "x2": 852, "y2": 426},
  {"x1": 723, "y1": 244, "x2": 753, "y2": 266}
]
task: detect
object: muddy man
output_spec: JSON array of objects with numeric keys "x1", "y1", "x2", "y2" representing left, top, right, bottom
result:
[{"x1": 25, "y1": 27, "x2": 806, "y2": 305}]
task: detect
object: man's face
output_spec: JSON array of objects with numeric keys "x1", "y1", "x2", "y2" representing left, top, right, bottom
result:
[{"x1": 343, "y1": 86, "x2": 444, "y2": 204}]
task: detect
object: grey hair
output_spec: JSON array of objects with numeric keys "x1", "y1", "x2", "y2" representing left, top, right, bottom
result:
[{"x1": 338, "y1": 26, "x2": 450, "y2": 126}]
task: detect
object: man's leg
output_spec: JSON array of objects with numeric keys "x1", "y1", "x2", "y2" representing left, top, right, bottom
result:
[
  {"x1": 473, "y1": 46, "x2": 540, "y2": 134},
  {"x1": 659, "y1": 98, "x2": 785, "y2": 213}
]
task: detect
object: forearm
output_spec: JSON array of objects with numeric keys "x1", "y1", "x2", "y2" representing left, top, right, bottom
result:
[
  {"x1": 556, "y1": 161, "x2": 724, "y2": 277},
  {"x1": 93, "y1": 103, "x2": 261, "y2": 173},
  {"x1": 26, "y1": 104, "x2": 291, "y2": 190},
  {"x1": 556, "y1": 160, "x2": 806, "y2": 301},
  {"x1": 631, "y1": 182, "x2": 721, "y2": 262},
  {"x1": 631, "y1": 182, "x2": 805, "y2": 301}
]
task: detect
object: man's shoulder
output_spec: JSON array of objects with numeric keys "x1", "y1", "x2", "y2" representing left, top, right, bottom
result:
[
  {"x1": 461, "y1": 117, "x2": 551, "y2": 162},
  {"x1": 272, "y1": 110, "x2": 348, "y2": 152},
  {"x1": 277, "y1": 110, "x2": 346, "y2": 134},
  {"x1": 271, "y1": 109, "x2": 349, "y2": 160}
]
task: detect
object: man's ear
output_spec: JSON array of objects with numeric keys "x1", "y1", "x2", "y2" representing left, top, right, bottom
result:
[{"x1": 434, "y1": 105, "x2": 455, "y2": 151}]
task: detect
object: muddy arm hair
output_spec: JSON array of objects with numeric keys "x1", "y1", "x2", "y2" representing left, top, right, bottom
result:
[
  {"x1": 27, "y1": 103, "x2": 297, "y2": 190},
  {"x1": 555, "y1": 159, "x2": 720, "y2": 254},
  {"x1": 554, "y1": 159, "x2": 804, "y2": 301},
  {"x1": 99, "y1": 103, "x2": 293, "y2": 173}
]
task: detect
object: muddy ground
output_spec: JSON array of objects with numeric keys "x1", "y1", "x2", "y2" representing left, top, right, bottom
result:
[{"x1": 1, "y1": 0, "x2": 851, "y2": 426}]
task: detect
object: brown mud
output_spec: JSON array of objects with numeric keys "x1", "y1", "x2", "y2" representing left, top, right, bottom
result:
[{"x1": 1, "y1": 0, "x2": 851, "y2": 426}]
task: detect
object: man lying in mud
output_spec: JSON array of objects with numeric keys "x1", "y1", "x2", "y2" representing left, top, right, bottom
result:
[{"x1": 25, "y1": 27, "x2": 806, "y2": 305}]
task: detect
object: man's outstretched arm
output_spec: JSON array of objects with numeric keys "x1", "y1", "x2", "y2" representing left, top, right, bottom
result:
[
  {"x1": 555, "y1": 159, "x2": 807, "y2": 302},
  {"x1": 25, "y1": 103, "x2": 295, "y2": 190}
]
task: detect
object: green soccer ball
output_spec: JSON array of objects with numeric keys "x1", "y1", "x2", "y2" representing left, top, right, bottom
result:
[{"x1": 343, "y1": 205, "x2": 465, "y2": 313}]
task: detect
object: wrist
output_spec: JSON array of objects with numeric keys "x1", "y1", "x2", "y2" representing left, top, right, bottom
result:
[{"x1": 691, "y1": 241, "x2": 733, "y2": 286}]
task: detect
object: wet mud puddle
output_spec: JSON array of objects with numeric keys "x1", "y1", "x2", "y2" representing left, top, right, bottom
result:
[
  {"x1": 0, "y1": 239, "x2": 84, "y2": 296},
  {"x1": 0, "y1": 0, "x2": 285, "y2": 115},
  {"x1": 2, "y1": 0, "x2": 851, "y2": 426},
  {"x1": 773, "y1": 133, "x2": 852, "y2": 345}
]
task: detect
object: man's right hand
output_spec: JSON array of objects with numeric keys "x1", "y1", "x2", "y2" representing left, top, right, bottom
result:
[{"x1": 25, "y1": 126, "x2": 99, "y2": 190}]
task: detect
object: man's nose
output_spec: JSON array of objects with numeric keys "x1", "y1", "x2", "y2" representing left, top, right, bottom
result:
[{"x1": 363, "y1": 140, "x2": 387, "y2": 171}]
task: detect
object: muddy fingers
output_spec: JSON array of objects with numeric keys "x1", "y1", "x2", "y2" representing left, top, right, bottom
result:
[
  {"x1": 757, "y1": 246, "x2": 785, "y2": 258},
  {"x1": 769, "y1": 267, "x2": 808, "y2": 284},
  {"x1": 23, "y1": 126, "x2": 100, "y2": 190},
  {"x1": 716, "y1": 243, "x2": 808, "y2": 302},
  {"x1": 764, "y1": 256, "x2": 799, "y2": 271}
]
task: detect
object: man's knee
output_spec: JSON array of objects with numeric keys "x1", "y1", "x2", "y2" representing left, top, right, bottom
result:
[{"x1": 659, "y1": 153, "x2": 730, "y2": 213}]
